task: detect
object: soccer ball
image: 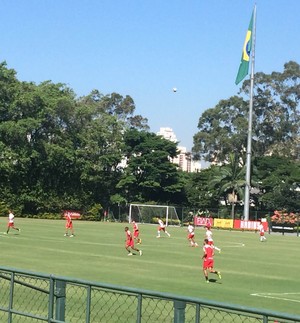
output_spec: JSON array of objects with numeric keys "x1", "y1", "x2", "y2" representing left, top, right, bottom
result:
[{"x1": 173, "y1": 87, "x2": 177, "y2": 92}]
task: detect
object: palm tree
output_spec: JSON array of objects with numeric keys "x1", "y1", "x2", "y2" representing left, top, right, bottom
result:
[{"x1": 210, "y1": 153, "x2": 246, "y2": 219}]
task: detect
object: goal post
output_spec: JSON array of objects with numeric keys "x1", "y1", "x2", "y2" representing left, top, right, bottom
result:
[{"x1": 128, "y1": 204, "x2": 181, "y2": 226}]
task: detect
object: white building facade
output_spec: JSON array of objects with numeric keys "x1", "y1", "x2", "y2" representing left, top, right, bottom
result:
[{"x1": 157, "y1": 127, "x2": 201, "y2": 173}]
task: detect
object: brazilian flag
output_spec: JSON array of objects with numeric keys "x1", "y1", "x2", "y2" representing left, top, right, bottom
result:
[{"x1": 235, "y1": 11, "x2": 254, "y2": 85}]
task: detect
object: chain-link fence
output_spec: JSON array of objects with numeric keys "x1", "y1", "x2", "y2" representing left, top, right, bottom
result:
[{"x1": 1, "y1": 266, "x2": 299, "y2": 323}]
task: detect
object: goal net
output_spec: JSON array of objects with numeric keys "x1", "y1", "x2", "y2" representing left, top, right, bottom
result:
[{"x1": 129, "y1": 204, "x2": 181, "y2": 226}]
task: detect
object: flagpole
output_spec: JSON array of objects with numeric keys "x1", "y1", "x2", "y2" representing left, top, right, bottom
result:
[{"x1": 243, "y1": 4, "x2": 257, "y2": 221}]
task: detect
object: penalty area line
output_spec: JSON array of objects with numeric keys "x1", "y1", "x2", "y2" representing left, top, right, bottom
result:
[{"x1": 251, "y1": 292, "x2": 300, "y2": 303}]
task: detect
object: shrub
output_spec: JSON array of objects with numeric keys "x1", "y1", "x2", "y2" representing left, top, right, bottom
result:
[{"x1": 271, "y1": 210, "x2": 298, "y2": 224}]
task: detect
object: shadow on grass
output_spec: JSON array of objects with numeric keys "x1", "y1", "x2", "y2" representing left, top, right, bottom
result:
[{"x1": 208, "y1": 278, "x2": 222, "y2": 284}]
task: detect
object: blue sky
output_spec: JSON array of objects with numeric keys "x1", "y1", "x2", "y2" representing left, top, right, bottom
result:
[{"x1": 0, "y1": 1, "x2": 299, "y2": 150}]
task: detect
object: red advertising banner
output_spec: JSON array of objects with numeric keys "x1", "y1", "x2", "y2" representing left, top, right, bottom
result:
[
  {"x1": 234, "y1": 220, "x2": 268, "y2": 231},
  {"x1": 194, "y1": 217, "x2": 213, "y2": 227},
  {"x1": 63, "y1": 210, "x2": 81, "y2": 219}
]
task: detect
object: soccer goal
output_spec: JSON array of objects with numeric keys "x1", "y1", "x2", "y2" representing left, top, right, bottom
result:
[{"x1": 128, "y1": 204, "x2": 181, "y2": 226}]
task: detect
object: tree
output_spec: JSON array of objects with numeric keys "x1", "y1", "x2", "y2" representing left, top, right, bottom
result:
[
  {"x1": 193, "y1": 96, "x2": 248, "y2": 163},
  {"x1": 254, "y1": 156, "x2": 300, "y2": 212},
  {"x1": 78, "y1": 90, "x2": 149, "y2": 130},
  {"x1": 0, "y1": 61, "x2": 151, "y2": 214},
  {"x1": 193, "y1": 61, "x2": 300, "y2": 163},
  {"x1": 0, "y1": 76, "x2": 82, "y2": 213},
  {"x1": 209, "y1": 153, "x2": 246, "y2": 219},
  {"x1": 74, "y1": 90, "x2": 149, "y2": 210},
  {"x1": 117, "y1": 129, "x2": 184, "y2": 204},
  {"x1": 243, "y1": 61, "x2": 300, "y2": 159},
  {"x1": 185, "y1": 167, "x2": 219, "y2": 210}
]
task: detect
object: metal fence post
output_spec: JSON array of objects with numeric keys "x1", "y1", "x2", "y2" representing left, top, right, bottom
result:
[
  {"x1": 174, "y1": 300, "x2": 186, "y2": 323},
  {"x1": 55, "y1": 280, "x2": 66, "y2": 321},
  {"x1": 8, "y1": 273, "x2": 15, "y2": 323},
  {"x1": 136, "y1": 294, "x2": 142, "y2": 323}
]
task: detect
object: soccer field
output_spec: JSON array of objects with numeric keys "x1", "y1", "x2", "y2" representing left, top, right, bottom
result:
[{"x1": 0, "y1": 218, "x2": 299, "y2": 316}]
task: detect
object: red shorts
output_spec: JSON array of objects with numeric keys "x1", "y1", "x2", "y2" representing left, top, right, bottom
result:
[
  {"x1": 8, "y1": 223, "x2": 14, "y2": 228},
  {"x1": 203, "y1": 259, "x2": 214, "y2": 269},
  {"x1": 134, "y1": 230, "x2": 139, "y2": 238},
  {"x1": 208, "y1": 241, "x2": 214, "y2": 246},
  {"x1": 126, "y1": 240, "x2": 134, "y2": 248},
  {"x1": 260, "y1": 232, "x2": 264, "y2": 236},
  {"x1": 158, "y1": 226, "x2": 165, "y2": 231},
  {"x1": 66, "y1": 222, "x2": 73, "y2": 229},
  {"x1": 188, "y1": 233, "x2": 195, "y2": 239}
]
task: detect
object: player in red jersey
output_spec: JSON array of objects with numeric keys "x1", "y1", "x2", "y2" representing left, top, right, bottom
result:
[
  {"x1": 125, "y1": 227, "x2": 142, "y2": 256},
  {"x1": 202, "y1": 238, "x2": 221, "y2": 283},
  {"x1": 258, "y1": 221, "x2": 267, "y2": 242},
  {"x1": 132, "y1": 221, "x2": 142, "y2": 244},
  {"x1": 64, "y1": 212, "x2": 75, "y2": 237}
]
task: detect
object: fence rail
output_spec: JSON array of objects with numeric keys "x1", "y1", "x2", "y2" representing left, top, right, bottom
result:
[{"x1": 0, "y1": 266, "x2": 299, "y2": 323}]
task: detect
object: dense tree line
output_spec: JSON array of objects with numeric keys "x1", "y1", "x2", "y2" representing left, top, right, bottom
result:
[
  {"x1": 0, "y1": 61, "x2": 299, "y2": 218},
  {"x1": 192, "y1": 61, "x2": 300, "y2": 215},
  {"x1": 193, "y1": 61, "x2": 300, "y2": 163},
  {"x1": 0, "y1": 62, "x2": 185, "y2": 216}
]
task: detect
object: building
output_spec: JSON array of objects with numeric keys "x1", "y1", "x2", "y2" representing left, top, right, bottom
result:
[
  {"x1": 157, "y1": 127, "x2": 201, "y2": 173},
  {"x1": 156, "y1": 127, "x2": 178, "y2": 144}
]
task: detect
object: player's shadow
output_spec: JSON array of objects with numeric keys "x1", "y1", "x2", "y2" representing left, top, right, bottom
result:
[{"x1": 208, "y1": 279, "x2": 222, "y2": 284}]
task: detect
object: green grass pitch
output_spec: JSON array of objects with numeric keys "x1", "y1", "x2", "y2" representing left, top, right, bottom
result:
[{"x1": 0, "y1": 218, "x2": 299, "y2": 316}]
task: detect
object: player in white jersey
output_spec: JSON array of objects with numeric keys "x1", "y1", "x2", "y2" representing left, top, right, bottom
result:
[
  {"x1": 156, "y1": 218, "x2": 171, "y2": 238},
  {"x1": 6, "y1": 210, "x2": 20, "y2": 234},
  {"x1": 205, "y1": 225, "x2": 221, "y2": 253},
  {"x1": 187, "y1": 222, "x2": 198, "y2": 247}
]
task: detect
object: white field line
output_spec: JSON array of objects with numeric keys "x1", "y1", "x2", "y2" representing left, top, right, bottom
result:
[
  {"x1": 221, "y1": 242, "x2": 245, "y2": 248},
  {"x1": 251, "y1": 292, "x2": 300, "y2": 303}
]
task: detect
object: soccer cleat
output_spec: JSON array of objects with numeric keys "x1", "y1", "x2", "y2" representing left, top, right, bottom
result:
[
  {"x1": 195, "y1": 243, "x2": 199, "y2": 247},
  {"x1": 128, "y1": 253, "x2": 133, "y2": 256},
  {"x1": 156, "y1": 236, "x2": 160, "y2": 238},
  {"x1": 64, "y1": 234, "x2": 68, "y2": 237},
  {"x1": 70, "y1": 234, "x2": 74, "y2": 237},
  {"x1": 139, "y1": 250, "x2": 142, "y2": 256},
  {"x1": 218, "y1": 272, "x2": 222, "y2": 279},
  {"x1": 139, "y1": 239, "x2": 142, "y2": 244},
  {"x1": 206, "y1": 280, "x2": 209, "y2": 283}
]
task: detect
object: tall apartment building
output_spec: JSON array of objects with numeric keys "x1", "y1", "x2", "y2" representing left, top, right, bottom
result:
[{"x1": 157, "y1": 127, "x2": 201, "y2": 173}]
